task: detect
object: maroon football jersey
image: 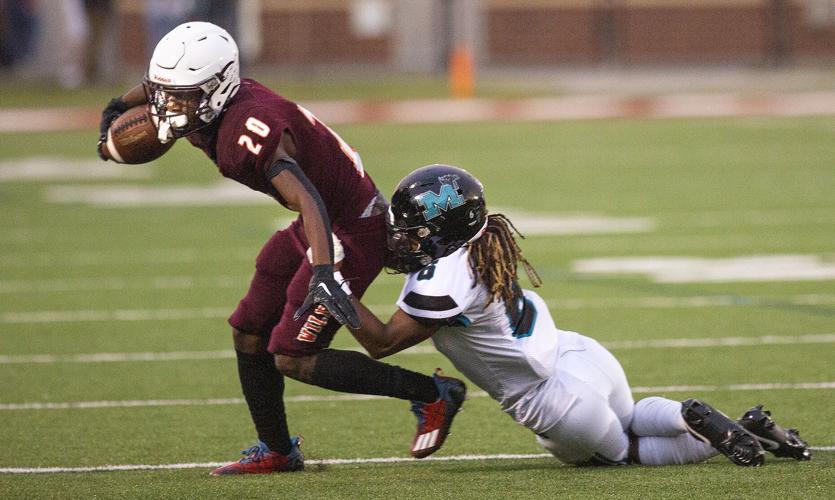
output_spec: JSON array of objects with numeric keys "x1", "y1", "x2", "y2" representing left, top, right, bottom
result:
[{"x1": 188, "y1": 79, "x2": 378, "y2": 226}]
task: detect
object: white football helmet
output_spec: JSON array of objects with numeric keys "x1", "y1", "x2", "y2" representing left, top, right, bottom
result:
[{"x1": 144, "y1": 22, "x2": 240, "y2": 142}]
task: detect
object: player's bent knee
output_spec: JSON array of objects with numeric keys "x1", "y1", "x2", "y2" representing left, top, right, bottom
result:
[
  {"x1": 232, "y1": 328, "x2": 267, "y2": 354},
  {"x1": 274, "y1": 353, "x2": 316, "y2": 382},
  {"x1": 274, "y1": 353, "x2": 303, "y2": 378}
]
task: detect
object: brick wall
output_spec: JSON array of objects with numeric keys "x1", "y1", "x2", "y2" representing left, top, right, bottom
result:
[
  {"x1": 616, "y1": 5, "x2": 770, "y2": 64},
  {"x1": 486, "y1": 1, "x2": 835, "y2": 65},
  {"x1": 259, "y1": 9, "x2": 389, "y2": 65},
  {"x1": 117, "y1": 0, "x2": 389, "y2": 67},
  {"x1": 488, "y1": 7, "x2": 603, "y2": 64},
  {"x1": 118, "y1": 0, "x2": 835, "y2": 69}
]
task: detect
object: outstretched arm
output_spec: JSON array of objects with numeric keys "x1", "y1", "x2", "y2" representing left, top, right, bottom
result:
[{"x1": 348, "y1": 299, "x2": 440, "y2": 359}]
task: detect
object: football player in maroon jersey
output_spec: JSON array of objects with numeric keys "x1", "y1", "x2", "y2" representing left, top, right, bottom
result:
[{"x1": 96, "y1": 22, "x2": 465, "y2": 474}]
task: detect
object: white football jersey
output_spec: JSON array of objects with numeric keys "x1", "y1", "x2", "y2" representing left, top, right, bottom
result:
[{"x1": 396, "y1": 247, "x2": 579, "y2": 433}]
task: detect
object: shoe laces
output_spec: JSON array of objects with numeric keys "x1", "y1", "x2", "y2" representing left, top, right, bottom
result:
[{"x1": 239, "y1": 442, "x2": 269, "y2": 464}]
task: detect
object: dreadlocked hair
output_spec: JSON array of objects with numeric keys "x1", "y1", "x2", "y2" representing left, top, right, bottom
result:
[{"x1": 467, "y1": 214, "x2": 542, "y2": 307}]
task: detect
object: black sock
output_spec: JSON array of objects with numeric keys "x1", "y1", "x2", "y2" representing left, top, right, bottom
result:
[
  {"x1": 310, "y1": 349, "x2": 438, "y2": 403},
  {"x1": 235, "y1": 350, "x2": 292, "y2": 455}
]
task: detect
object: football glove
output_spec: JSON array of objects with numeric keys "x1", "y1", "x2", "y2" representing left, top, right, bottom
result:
[
  {"x1": 294, "y1": 264, "x2": 360, "y2": 328},
  {"x1": 97, "y1": 96, "x2": 129, "y2": 161}
]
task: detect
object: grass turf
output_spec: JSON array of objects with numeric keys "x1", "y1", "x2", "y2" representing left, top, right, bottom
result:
[{"x1": 0, "y1": 114, "x2": 833, "y2": 497}]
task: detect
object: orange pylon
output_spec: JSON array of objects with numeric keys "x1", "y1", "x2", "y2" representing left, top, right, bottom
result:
[{"x1": 449, "y1": 45, "x2": 475, "y2": 99}]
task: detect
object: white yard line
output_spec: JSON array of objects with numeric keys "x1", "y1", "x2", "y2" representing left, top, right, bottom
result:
[
  {"x1": 0, "y1": 454, "x2": 549, "y2": 474},
  {"x1": 2, "y1": 294, "x2": 834, "y2": 324},
  {"x1": 630, "y1": 382, "x2": 835, "y2": 393},
  {"x1": 554, "y1": 294, "x2": 835, "y2": 309},
  {"x1": 0, "y1": 276, "x2": 242, "y2": 294},
  {"x1": 573, "y1": 255, "x2": 835, "y2": 283},
  {"x1": 0, "y1": 448, "x2": 832, "y2": 474},
  {"x1": 0, "y1": 307, "x2": 232, "y2": 324},
  {"x1": 0, "y1": 350, "x2": 238, "y2": 364},
  {"x1": 0, "y1": 159, "x2": 152, "y2": 182},
  {"x1": 2, "y1": 333, "x2": 834, "y2": 365},
  {"x1": 1, "y1": 382, "x2": 833, "y2": 411},
  {"x1": 0, "y1": 248, "x2": 255, "y2": 268},
  {"x1": 602, "y1": 333, "x2": 835, "y2": 349}
]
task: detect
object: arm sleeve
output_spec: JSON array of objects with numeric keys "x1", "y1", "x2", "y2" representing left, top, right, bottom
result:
[
  {"x1": 266, "y1": 156, "x2": 300, "y2": 180},
  {"x1": 269, "y1": 157, "x2": 334, "y2": 263}
]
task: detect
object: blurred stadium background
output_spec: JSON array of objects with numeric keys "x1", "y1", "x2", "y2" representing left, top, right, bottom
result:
[
  {"x1": 1, "y1": 1, "x2": 834, "y2": 498},
  {"x1": 4, "y1": 0, "x2": 835, "y2": 91}
]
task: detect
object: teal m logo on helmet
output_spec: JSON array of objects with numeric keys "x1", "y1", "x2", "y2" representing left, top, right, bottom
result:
[{"x1": 416, "y1": 175, "x2": 464, "y2": 221}]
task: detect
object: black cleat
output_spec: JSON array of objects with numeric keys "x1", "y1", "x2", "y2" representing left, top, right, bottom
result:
[
  {"x1": 738, "y1": 405, "x2": 811, "y2": 461},
  {"x1": 681, "y1": 399, "x2": 765, "y2": 467}
]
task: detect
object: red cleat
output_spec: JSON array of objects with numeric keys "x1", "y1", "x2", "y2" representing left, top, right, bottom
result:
[
  {"x1": 410, "y1": 371, "x2": 467, "y2": 459},
  {"x1": 210, "y1": 437, "x2": 304, "y2": 476}
]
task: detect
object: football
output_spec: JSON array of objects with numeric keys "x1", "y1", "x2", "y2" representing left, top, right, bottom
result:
[{"x1": 102, "y1": 105, "x2": 174, "y2": 164}]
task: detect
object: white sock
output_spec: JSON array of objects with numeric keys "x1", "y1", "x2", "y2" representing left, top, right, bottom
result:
[
  {"x1": 630, "y1": 396, "x2": 687, "y2": 437},
  {"x1": 637, "y1": 434, "x2": 718, "y2": 465}
]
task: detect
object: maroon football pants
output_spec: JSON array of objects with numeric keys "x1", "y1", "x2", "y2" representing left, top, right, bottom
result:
[{"x1": 229, "y1": 213, "x2": 386, "y2": 356}]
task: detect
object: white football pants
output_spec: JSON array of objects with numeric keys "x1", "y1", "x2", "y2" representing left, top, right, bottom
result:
[{"x1": 535, "y1": 334, "x2": 717, "y2": 465}]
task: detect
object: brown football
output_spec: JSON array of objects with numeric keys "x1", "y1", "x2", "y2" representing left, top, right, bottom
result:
[{"x1": 103, "y1": 105, "x2": 174, "y2": 164}]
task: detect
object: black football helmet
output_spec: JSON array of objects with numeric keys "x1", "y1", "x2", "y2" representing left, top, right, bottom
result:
[{"x1": 386, "y1": 164, "x2": 487, "y2": 273}]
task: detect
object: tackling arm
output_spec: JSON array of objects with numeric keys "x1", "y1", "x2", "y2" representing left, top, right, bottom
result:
[{"x1": 348, "y1": 299, "x2": 440, "y2": 359}]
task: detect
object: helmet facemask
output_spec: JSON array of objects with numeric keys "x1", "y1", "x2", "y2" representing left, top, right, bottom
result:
[
  {"x1": 385, "y1": 212, "x2": 436, "y2": 273},
  {"x1": 144, "y1": 62, "x2": 234, "y2": 142}
]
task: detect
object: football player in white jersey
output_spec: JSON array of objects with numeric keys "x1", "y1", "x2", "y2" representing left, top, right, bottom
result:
[{"x1": 342, "y1": 164, "x2": 811, "y2": 466}]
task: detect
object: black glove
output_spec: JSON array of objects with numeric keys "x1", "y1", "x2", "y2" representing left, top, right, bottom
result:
[
  {"x1": 294, "y1": 264, "x2": 361, "y2": 328},
  {"x1": 97, "y1": 96, "x2": 129, "y2": 160}
]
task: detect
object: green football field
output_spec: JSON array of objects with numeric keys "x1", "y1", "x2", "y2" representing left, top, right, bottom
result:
[{"x1": 1, "y1": 112, "x2": 834, "y2": 498}]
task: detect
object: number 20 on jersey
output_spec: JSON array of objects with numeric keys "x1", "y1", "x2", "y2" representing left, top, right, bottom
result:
[
  {"x1": 236, "y1": 109, "x2": 364, "y2": 177},
  {"x1": 237, "y1": 117, "x2": 270, "y2": 155}
]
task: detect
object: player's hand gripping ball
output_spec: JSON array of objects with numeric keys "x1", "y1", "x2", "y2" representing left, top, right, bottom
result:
[{"x1": 100, "y1": 105, "x2": 174, "y2": 164}]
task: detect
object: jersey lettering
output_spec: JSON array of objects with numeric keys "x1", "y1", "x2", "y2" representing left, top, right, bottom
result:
[
  {"x1": 245, "y1": 117, "x2": 270, "y2": 138},
  {"x1": 237, "y1": 134, "x2": 262, "y2": 155},
  {"x1": 237, "y1": 116, "x2": 271, "y2": 155},
  {"x1": 297, "y1": 104, "x2": 364, "y2": 177},
  {"x1": 297, "y1": 304, "x2": 331, "y2": 343}
]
